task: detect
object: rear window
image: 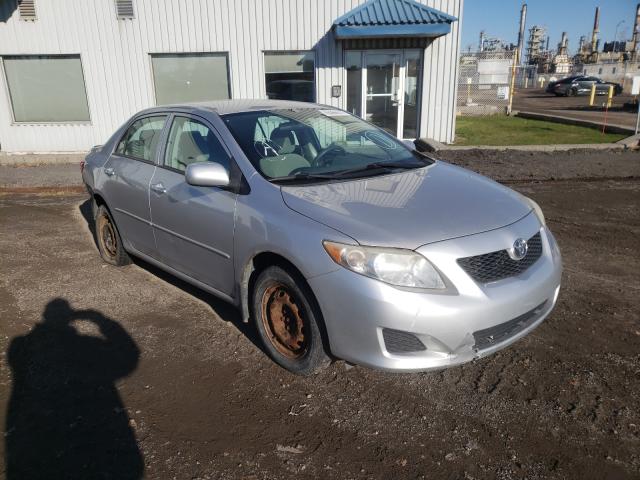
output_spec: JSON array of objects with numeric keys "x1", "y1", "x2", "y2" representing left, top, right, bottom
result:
[{"x1": 115, "y1": 116, "x2": 167, "y2": 162}]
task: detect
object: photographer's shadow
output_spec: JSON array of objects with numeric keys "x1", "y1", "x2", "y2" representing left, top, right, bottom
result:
[{"x1": 5, "y1": 298, "x2": 143, "y2": 479}]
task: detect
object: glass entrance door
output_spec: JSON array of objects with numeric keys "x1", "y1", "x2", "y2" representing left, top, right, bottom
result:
[
  {"x1": 364, "y1": 53, "x2": 400, "y2": 136},
  {"x1": 346, "y1": 50, "x2": 422, "y2": 139}
]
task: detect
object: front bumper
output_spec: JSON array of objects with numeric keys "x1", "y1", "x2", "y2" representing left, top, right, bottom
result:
[{"x1": 308, "y1": 212, "x2": 562, "y2": 372}]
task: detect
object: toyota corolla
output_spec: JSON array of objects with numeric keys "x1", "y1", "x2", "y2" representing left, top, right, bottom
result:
[{"x1": 82, "y1": 100, "x2": 562, "y2": 375}]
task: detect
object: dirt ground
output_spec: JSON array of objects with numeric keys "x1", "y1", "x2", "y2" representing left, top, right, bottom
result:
[
  {"x1": 1, "y1": 150, "x2": 639, "y2": 479},
  {"x1": 513, "y1": 88, "x2": 637, "y2": 130}
]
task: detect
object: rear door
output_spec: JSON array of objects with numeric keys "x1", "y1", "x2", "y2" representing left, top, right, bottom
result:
[
  {"x1": 149, "y1": 114, "x2": 237, "y2": 296},
  {"x1": 593, "y1": 78, "x2": 609, "y2": 94},
  {"x1": 102, "y1": 114, "x2": 168, "y2": 257},
  {"x1": 580, "y1": 77, "x2": 598, "y2": 93}
]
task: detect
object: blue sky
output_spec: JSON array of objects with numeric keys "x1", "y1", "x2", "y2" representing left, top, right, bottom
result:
[{"x1": 461, "y1": 0, "x2": 637, "y2": 54}]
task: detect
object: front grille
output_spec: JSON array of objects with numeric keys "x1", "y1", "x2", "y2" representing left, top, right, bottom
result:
[
  {"x1": 473, "y1": 301, "x2": 547, "y2": 351},
  {"x1": 457, "y1": 232, "x2": 543, "y2": 283},
  {"x1": 382, "y1": 328, "x2": 427, "y2": 354}
]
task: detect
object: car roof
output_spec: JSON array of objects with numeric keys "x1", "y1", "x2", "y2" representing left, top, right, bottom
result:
[{"x1": 136, "y1": 99, "x2": 329, "y2": 117}]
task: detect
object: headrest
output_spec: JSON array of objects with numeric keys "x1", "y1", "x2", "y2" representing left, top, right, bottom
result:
[
  {"x1": 177, "y1": 130, "x2": 206, "y2": 162},
  {"x1": 270, "y1": 126, "x2": 297, "y2": 155}
]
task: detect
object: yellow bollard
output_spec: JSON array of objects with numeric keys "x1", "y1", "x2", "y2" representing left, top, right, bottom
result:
[
  {"x1": 607, "y1": 85, "x2": 614, "y2": 108},
  {"x1": 589, "y1": 84, "x2": 596, "y2": 106}
]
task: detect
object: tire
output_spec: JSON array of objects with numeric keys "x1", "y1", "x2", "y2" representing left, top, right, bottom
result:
[
  {"x1": 252, "y1": 266, "x2": 330, "y2": 375},
  {"x1": 95, "y1": 204, "x2": 131, "y2": 266},
  {"x1": 569, "y1": 88, "x2": 578, "y2": 97}
]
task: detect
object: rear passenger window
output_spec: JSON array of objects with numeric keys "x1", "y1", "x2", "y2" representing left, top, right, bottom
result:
[
  {"x1": 115, "y1": 116, "x2": 166, "y2": 162},
  {"x1": 164, "y1": 116, "x2": 230, "y2": 172}
]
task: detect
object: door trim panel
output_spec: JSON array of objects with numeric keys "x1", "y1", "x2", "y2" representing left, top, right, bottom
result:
[
  {"x1": 152, "y1": 222, "x2": 231, "y2": 259},
  {"x1": 114, "y1": 207, "x2": 152, "y2": 226}
]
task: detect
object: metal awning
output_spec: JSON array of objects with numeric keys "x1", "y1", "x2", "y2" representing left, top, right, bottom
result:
[{"x1": 332, "y1": 0, "x2": 457, "y2": 40}]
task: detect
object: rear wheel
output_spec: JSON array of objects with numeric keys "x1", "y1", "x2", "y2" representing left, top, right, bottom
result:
[
  {"x1": 252, "y1": 266, "x2": 330, "y2": 375},
  {"x1": 569, "y1": 87, "x2": 578, "y2": 96},
  {"x1": 95, "y1": 205, "x2": 131, "y2": 266}
]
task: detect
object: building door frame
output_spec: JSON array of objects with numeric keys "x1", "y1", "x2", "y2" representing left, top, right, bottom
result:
[{"x1": 345, "y1": 49, "x2": 423, "y2": 139}]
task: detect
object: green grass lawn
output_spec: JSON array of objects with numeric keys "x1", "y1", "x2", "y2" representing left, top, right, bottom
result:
[{"x1": 455, "y1": 115, "x2": 627, "y2": 146}]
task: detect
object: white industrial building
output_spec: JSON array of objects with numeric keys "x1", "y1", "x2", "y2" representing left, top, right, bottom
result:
[{"x1": 0, "y1": 0, "x2": 463, "y2": 153}]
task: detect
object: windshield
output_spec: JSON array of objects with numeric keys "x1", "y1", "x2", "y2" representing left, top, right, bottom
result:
[{"x1": 222, "y1": 108, "x2": 430, "y2": 183}]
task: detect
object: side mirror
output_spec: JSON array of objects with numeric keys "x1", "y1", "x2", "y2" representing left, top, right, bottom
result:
[
  {"x1": 185, "y1": 162, "x2": 230, "y2": 188},
  {"x1": 402, "y1": 139, "x2": 417, "y2": 151}
]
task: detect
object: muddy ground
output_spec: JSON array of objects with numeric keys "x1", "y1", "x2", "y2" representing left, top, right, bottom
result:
[{"x1": 0, "y1": 150, "x2": 639, "y2": 479}]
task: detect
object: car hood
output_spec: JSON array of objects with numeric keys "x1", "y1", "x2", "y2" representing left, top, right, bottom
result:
[{"x1": 280, "y1": 161, "x2": 532, "y2": 249}]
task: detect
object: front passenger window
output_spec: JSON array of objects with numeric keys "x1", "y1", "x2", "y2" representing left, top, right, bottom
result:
[{"x1": 164, "y1": 116, "x2": 231, "y2": 173}]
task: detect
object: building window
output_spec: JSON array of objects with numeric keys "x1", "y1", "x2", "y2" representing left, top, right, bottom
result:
[
  {"x1": 151, "y1": 53, "x2": 231, "y2": 105},
  {"x1": 2, "y1": 55, "x2": 90, "y2": 122},
  {"x1": 264, "y1": 51, "x2": 315, "y2": 102},
  {"x1": 612, "y1": 67, "x2": 616, "y2": 74},
  {"x1": 598, "y1": 68, "x2": 603, "y2": 75}
]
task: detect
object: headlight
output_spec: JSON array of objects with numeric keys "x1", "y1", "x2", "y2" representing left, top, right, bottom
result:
[
  {"x1": 522, "y1": 196, "x2": 546, "y2": 226},
  {"x1": 323, "y1": 241, "x2": 445, "y2": 289}
]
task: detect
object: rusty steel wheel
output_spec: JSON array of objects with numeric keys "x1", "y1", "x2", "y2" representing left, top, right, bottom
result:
[
  {"x1": 97, "y1": 213, "x2": 118, "y2": 259},
  {"x1": 261, "y1": 284, "x2": 307, "y2": 359},
  {"x1": 95, "y1": 205, "x2": 130, "y2": 266},
  {"x1": 253, "y1": 266, "x2": 330, "y2": 375}
]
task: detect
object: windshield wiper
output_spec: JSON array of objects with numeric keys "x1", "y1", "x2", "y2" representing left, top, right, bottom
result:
[
  {"x1": 330, "y1": 160, "x2": 427, "y2": 178},
  {"x1": 271, "y1": 172, "x2": 340, "y2": 184},
  {"x1": 272, "y1": 160, "x2": 427, "y2": 184}
]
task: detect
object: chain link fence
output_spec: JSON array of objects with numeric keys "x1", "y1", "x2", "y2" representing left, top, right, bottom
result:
[
  {"x1": 456, "y1": 53, "x2": 575, "y2": 116},
  {"x1": 458, "y1": 51, "x2": 640, "y2": 117},
  {"x1": 457, "y1": 51, "x2": 514, "y2": 116}
]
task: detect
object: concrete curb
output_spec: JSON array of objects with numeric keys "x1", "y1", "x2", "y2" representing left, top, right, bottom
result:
[
  {"x1": 515, "y1": 111, "x2": 635, "y2": 135},
  {"x1": 0, "y1": 152, "x2": 85, "y2": 166},
  {"x1": 416, "y1": 138, "x2": 628, "y2": 153},
  {"x1": 435, "y1": 143, "x2": 626, "y2": 152},
  {"x1": 616, "y1": 133, "x2": 640, "y2": 149}
]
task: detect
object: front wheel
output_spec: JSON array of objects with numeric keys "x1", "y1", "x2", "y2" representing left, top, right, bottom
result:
[
  {"x1": 95, "y1": 205, "x2": 131, "y2": 266},
  {"x1": 252, "y1": 266, "x2": 330, "y2": 375}
]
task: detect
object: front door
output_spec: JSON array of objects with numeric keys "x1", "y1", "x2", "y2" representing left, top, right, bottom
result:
[
  {"x1": 149, "y1": 114, "x2": 237, "y2": 297},
  {"x1": 346, "y1": 50, "x2": 422, "y2": 139}
]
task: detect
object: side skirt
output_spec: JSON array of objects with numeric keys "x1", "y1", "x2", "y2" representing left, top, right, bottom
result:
[{"x1": 126, "y1": 246, "x2": 238, "y2": 307}]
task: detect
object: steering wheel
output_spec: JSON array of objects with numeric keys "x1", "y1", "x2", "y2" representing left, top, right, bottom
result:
[
  {"x1": 253, "y1": 139, "x2": 281, "y2": 158},
  {"x1": 288, "y1": 166, "x2": 309, "y2": 176},
  {"x1": 312, "y1": 144, "x2": 346, "y2": 168}
]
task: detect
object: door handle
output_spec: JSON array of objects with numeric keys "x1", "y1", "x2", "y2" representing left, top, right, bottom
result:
[
  {"x1": 104, "y1": 167, "x2": 115, "y2": 177},
  {"x1": 150, "y1": 182, "x2": 167, "y2": 194}
]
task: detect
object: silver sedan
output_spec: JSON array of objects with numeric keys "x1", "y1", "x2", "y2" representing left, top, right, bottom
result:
[{"x1": 82, "y1": 100, "x2": 562, "y2": 375}]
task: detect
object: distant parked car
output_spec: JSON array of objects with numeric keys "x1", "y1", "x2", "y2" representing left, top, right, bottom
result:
[
  {"x1": 547, "y1": 76, "x2": 622, "y2": 97},
  {"x1": 82, "y1": 99, "x2": 562, "y2": 375}
]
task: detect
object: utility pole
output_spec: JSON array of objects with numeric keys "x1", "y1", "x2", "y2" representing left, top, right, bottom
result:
[
  {"x1": 508, "y1": 3, "x2": 527, "y2": 115},
  {"x1": 517, "y1": 4, "x2": 527, "y2": 64},
  {"x1": 614, "y1": 21, "x2": 625, "y2": 53}
]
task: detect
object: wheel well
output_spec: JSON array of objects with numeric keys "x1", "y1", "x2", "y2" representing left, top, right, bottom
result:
[
  {"x1": 239, "y1": 251, "x2": 333, "y2": 356},
  {"x1": 93, "y1": 193, "x2": 106, "y2": 208},
  {"x1": 240, "y1": 252, "x2": 302, "y2": 323},
  {"x1": 252, "y1": 252, "x2": 301, "y2": 278}
]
